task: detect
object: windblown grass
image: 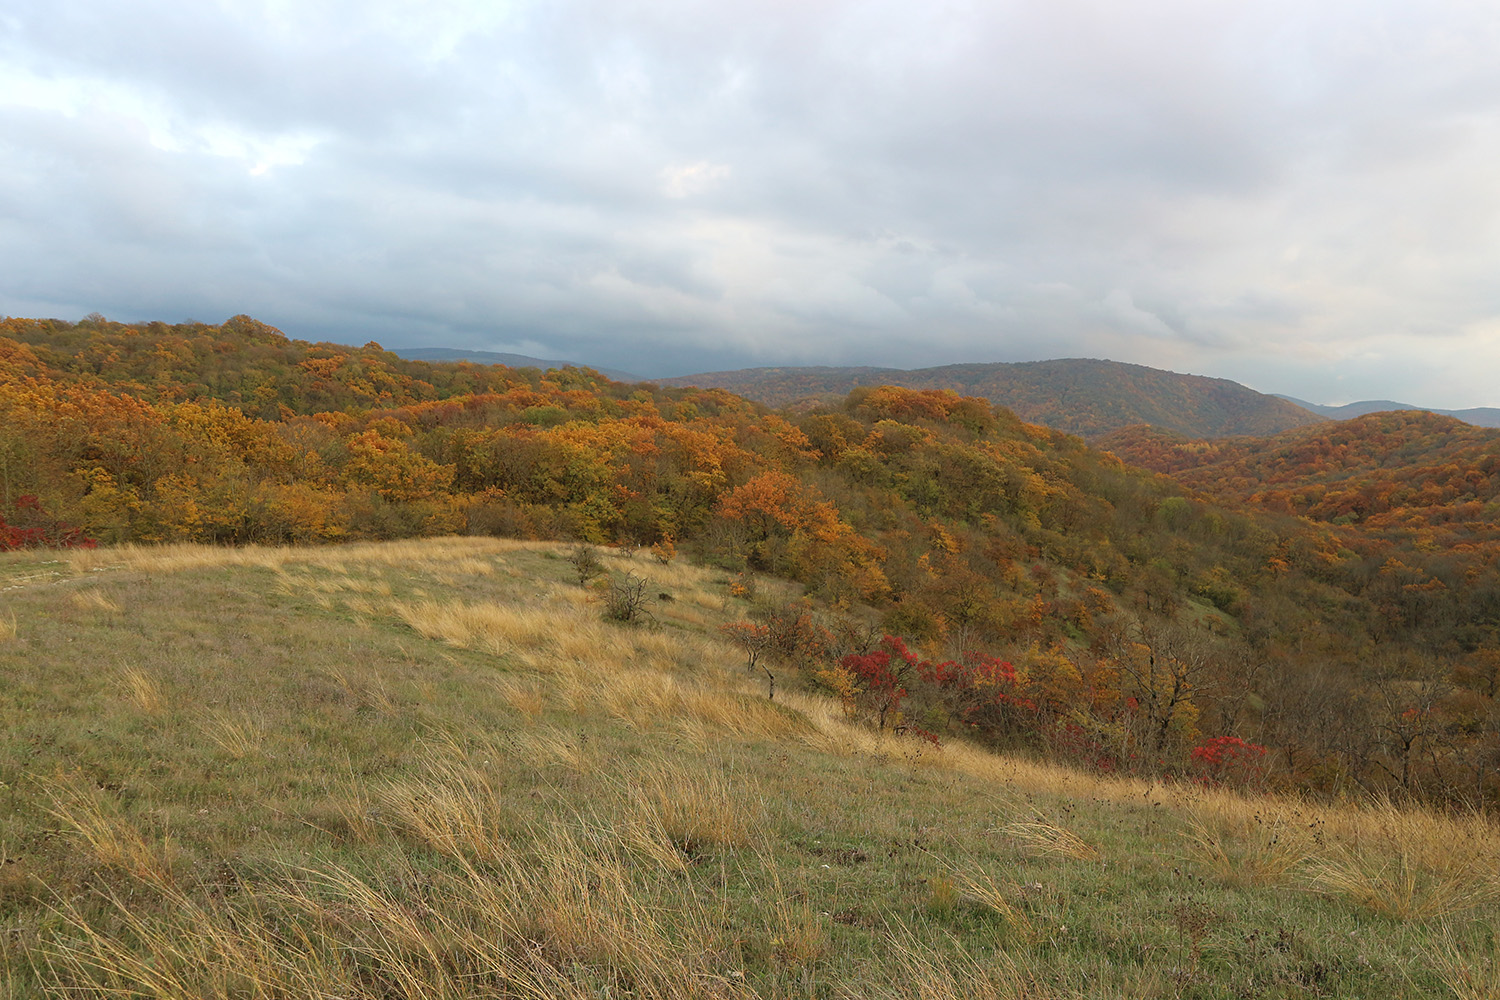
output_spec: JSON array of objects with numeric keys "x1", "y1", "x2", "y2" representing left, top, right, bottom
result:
[
  {"x1": 1003, "y1": 815, "x2": 1102, "y2": 863},
  {"x1": 115, "y1": 665, "x2": 164, "y2": 715},
  {"x1": 43, "y1": 778, "x2": 176, "y2": 890},
  {"x1": 4, "y1": 538, "x2": 1500, "y2": 998}
]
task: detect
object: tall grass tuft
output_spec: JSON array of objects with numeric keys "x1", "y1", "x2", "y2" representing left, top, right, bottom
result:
[
  {"x1": 374, "y1": 749, "x2": 511, "y2": 864},
  {"x1": 1002, "y1": 815, "x2": 1101, "y2": 863},
  {"x1": 1427, "y1": 924, "x2": 1500, "y2": 1000},
  {"x1": 43, "y1": 779, "x2": 175, "y2": 889},
  {"x1": 629, "y1": 760, "x2": 758, "y2": 853},
  {"x1": 1183, "y1": 815, "x2": 1310, "y2": 886},
  {"x1": 1306, "y1": 846, "x2": 1494, "y2": 921},
  {"x1": 843, "y1": 924, "x2": 1040, "y2": 1000},
  {"x1": 943, "y1": 864, "x2": 1037, "y2": 943},
  {"x1": 116, "y1": 665, "x2": 164, "y2": 715}
]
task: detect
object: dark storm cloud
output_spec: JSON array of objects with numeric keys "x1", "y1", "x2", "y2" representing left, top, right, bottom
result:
[{"x1": 3, "y1": 0, "x2": 1500, "y2": 404}]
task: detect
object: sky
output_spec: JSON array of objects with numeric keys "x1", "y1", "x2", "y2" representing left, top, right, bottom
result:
[{"x1": 3, "y1": 1, "x2": 1500, "y2": 406}]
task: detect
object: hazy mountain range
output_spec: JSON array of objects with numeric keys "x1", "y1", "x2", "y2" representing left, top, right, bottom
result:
[
  {"x1": 654, "y1": 359, "x2": 1323, "y2": 440},
  {"x1": 394, "y1": 347, "x2": 1500, "y2": 438},
  {"x1": 1273, "y1": 395, "x2": 1500, "y2": 429}
]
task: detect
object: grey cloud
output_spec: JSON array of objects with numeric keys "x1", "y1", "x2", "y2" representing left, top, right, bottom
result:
[{"x1": 3, "y1": 0, "x2": 1500, "y2": 403}]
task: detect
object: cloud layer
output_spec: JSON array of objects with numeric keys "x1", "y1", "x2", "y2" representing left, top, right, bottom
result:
[{"x1": 3, "y1": 0, "x2": 1499, "y2": 404}]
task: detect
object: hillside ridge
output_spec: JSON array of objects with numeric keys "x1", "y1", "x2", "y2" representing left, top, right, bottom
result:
[
  {"x1": 658, "y1": 357, "x2": 1323, "y2": 439},
  {"x1": 1274, "y1": 393, "x2": 1500, "y2": 428}
]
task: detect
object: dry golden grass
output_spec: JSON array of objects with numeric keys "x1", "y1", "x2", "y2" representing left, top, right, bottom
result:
[
  {"x1": 374, "y1": 748, "x2": 511, "y2": 864},
  {"x1": 0, "y1": 611, "x2": 15, "y2": 641},
  {"x1": 43, "y1": 779, "x2": 175, "y2": 889},
  {"x1": 390, "y1": 596, "x2": 593, "y2": 659},
  {"x1": 513, "y1": 726, "x2": 594, "y2": 773},
  {"x1": 1182, "y1": 814, "x2": 1311, "y2": 887},
  {"x1": 943, "y1": 864, "x2": 1037, "y2": 943},
  {"x1": 201, "y1": 712, "x2": 263, "y2": 759},
  {"x1": 769, "y1": 887, "x2": 830, "y2": 971},
  {"x1": 491, "y1": 676, "x2": 547, "y2": 718},
  {"x1": 1429, "y1": 926, "x2": 1500, "y2": 1000},
  {"x1": 1305, "y1": 847, "x2": 1494, "y2": 921},
  {"x1": 845, "y1": 924, "x2": 1040, "y2": 1000},
  {"x1": 1002, "y1": 816, "x2": 1102, "y2": 863},
  {"x1": 320, "y1": 664, "x2": 396, "y2": 713},
  {"x1": 628, "y1": 759, "x2": 759, "y2": 852},
  {"x1": 45, "y1": 841, "x2": 752, "y2": 1000},
  {"x1": 61, "y1": 535, "x2": 537, "y2": 577},
  {"x1": 116, "y1": 665, "x2": 164, "y2": 715},
  {"x1": 67, "y1": 588, "x2": 121, "y2": 614}
]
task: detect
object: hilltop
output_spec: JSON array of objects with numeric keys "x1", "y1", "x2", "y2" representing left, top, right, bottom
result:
[
  {"x1": 3, "y1": 539, "x2": 1499, "y2": 998},
  {"x1": 657, "y1": 359, "x2": 1324, "y2": 440},
  {"x1": 390, "y1": 347, "x2": 644, "y2": 384}
]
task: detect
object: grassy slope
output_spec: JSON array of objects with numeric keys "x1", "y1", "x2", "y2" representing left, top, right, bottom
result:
[{"x1": 2, "y1": 540, "x2": 1498, "y2": 999}]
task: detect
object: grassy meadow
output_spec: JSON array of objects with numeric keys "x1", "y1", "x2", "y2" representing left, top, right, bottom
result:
[{"x1": 2, "y1": 538, "x2": 1499, "y2": 998}]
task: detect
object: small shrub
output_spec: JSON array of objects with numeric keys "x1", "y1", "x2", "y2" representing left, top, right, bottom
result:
[
  {"x1": 604, "y1": 572, "x2": 654, "y2": 625},
  {"x1": 568, "y1": 543, "x2": 605, "y2": 586},
  {"x1": 1191, "y1": 736, "x2": 1268, "y2": 789},
  {"x1": 0, "y1": 494, "x2": 96, "y2": 551}
]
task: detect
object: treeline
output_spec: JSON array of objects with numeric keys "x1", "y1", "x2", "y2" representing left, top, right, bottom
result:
[{"x1": 4, "y1": 315, "x2": 1500, "y2": 808}]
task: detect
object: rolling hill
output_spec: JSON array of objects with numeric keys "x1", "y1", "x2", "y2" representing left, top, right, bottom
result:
[
  {"x1": 658, "y1": 359, "x2": 1324, "y2": 440},
  {"x1": 1274, "y1": 394, "x2": 1500, "y2": 428},
  {"x1": 1099, "y1": 410, "x2": 1500, "y2": 534},
  {"x1": 5, "y1": 313, "x2": 1500, "y2": 813},
  {"x1": 7, "y1": 313, "x2": 1500, "y2": 993}
]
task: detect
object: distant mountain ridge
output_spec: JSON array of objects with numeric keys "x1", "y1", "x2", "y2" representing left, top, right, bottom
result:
[
  {"x1": 391, "y1": 347, "x2": 642, "y2": 384},
  {"x1": 658, "y1": 359, "x2": 1325, "y2": 440},
  {"x1": 1274, "y1": 394, "x2": 1500, "y2": 428}
]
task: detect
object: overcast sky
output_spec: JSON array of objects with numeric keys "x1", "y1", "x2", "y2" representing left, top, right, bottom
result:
[{"x1": 3, "y1": 1, "x2": 1500, "y2": 405}]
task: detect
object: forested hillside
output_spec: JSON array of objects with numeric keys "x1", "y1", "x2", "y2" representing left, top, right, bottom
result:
[
  {"x1": 658, "y1": 358, "x2": 1324, "y2": 439},
  {"x1": 4, "y1": 315, "x2": 1499, "y2": 809},
  {"x1": 1101, "y1": 411, "x2": 1500, "y2": 560}
]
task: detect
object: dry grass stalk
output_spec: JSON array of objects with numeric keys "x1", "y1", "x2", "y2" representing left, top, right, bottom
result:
[
  {"x1": 493, "y1": 676, "x2": 547, "y2": 718},
  {"x1": 68, "y1": 589, "x2": 120, "y2": 614},
  {"x1": 629, "y1": 760, "x2": 758, "y2": 852},
  {"x1": 944, "y1": 865, "x2": 1037, "y2": 943},
  {"x1": 202, "y1": 712, "x2": 262, "y2": 759},
  {"x1": 1427, "y1": 925, "x2": 1500, "y2": 1000},
  {"x1": 844, "y1": 923, "x2": 1037, "y2": 1000},
  {"x1": 0, "y1": 611, "x2": 16, "y2": 641},
  {"x1": 1002, "y1": 816, "x2": 1101, "y2": 863},
  {"x1": 771, "y1": 891, "x2": 829, "y2": 970},
  {"x1": 1183, "y1": 816, "x2": 1310, "y2": 886},
  {"x1": 514, "y1": 727, "x2": 593, "y2": 773},
  {"x1": 43, "y1": 780, "x2": 175, "y2": 889},
  {"x1": 116, "y1": 665, "x2": 164, "y2": 715},
  {"x1": 321, "y1": 664, "x2": 396, "y2": 713},
  {"x1": 1305, "y1": 846, "x2": 1494, "y2": 921},
  {"x1": 374, "y1": 751, "x2": 510, "y2": 863}
]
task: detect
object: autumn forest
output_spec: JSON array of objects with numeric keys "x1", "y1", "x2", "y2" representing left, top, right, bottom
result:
[{"x1": 5, "y1": 314, "x2": 1500, "y2": 811}]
